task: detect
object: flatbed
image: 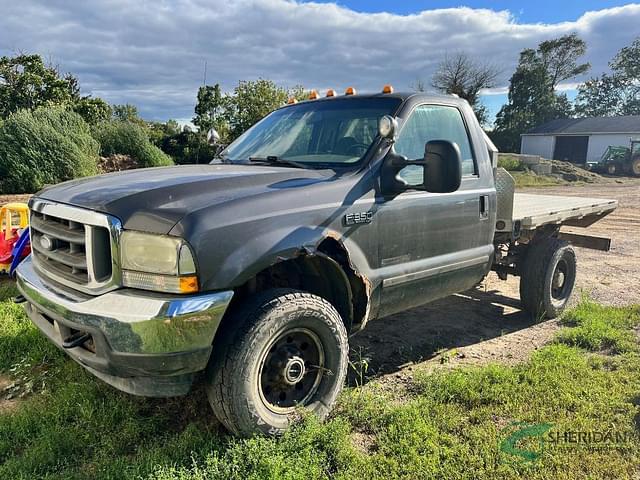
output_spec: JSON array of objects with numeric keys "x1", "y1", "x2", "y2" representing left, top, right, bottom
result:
[{"x1": 512, "y1": 193, "x2": 617, "y2": 230}]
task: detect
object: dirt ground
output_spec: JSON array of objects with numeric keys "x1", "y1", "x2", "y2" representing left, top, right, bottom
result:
[
  {"x1": 0, "y1": 374, "x2": 20, "y2": 414},
  {"x1": 351, "y1": 179, "x2": 640, "y2": 384},
  {"x1": 0, "y1": 194, "x2": 31, "y2": 204}
]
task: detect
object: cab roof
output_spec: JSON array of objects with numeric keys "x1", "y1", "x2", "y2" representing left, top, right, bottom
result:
[{"x1": 285, "y1": 91, "x2": 469, "y2": 109}]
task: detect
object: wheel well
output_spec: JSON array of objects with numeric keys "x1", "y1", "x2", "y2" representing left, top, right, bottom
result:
[{"x1": 228, "y1": 238, "x2": 370, "y2": 333}]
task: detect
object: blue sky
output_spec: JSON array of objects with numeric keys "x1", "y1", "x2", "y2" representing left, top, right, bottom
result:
[
  {"x1": 2, "y1": 1, "x2": 638, "y2": 124},
  {"x1": 304, "y1": 1, "x2": 631, "y2": 22}
]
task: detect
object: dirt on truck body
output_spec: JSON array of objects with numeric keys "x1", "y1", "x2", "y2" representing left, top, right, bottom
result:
[
  {"x1": 13, "y1": 90, "x2": 620, "y2": 437},
  {"x1": 353, "y1": 179, "x2": 639, "y2": 380}
]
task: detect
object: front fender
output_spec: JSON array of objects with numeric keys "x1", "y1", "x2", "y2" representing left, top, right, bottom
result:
[{"x1": 200, "y1": 225, "x2": 373, "y2": 292}]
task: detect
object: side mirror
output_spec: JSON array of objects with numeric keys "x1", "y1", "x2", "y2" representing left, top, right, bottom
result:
[
  {"x1": 423, "y1": 140, "x2": 462, "y2": 193},
  {"x1": 206, "y1": 128, "x2": 221, "y2": 145}
]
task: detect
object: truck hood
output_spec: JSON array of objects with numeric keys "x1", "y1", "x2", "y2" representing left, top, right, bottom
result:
[{"x1": 36, "y1": 164, "x2": 333, "y2": 233}]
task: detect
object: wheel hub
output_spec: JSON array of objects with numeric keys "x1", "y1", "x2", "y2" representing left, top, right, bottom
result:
[
  {"x1": 259, "y1": 328, "x2": 324, "y2": 412},
  {"x1": 551, "y1": 260, "x2": 569, "y2": 300},
  {"x1": 283, "y1": 356, "x2": 306, "y2": 385},
  {"x1": 553, "y1": 270, "x2": 565, "y2": 289}
]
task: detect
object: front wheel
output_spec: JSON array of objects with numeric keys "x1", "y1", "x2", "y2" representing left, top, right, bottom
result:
[
  {"x1": 206, "y1": 289, "x2": 349, "y2": 436},
  {"x1": 519, "y1": 238, "x2": 576, "y2": 319},
  {"x1": 606, "y1": 163, "x2": 618, "y2": 175}
]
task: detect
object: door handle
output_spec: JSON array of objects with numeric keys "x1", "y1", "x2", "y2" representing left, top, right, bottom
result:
[{"x1": 479, "y1": 195, "x2": 489, "y2": 220}]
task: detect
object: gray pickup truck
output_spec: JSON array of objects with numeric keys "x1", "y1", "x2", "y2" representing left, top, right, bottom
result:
[{"x1": 15, "y1": 90, "x2": 617, "y2": 436}]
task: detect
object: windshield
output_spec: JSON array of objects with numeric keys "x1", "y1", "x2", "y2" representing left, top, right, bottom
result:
[{"x1": 221, "y1": 97, "x2": 402, "y2": 167}]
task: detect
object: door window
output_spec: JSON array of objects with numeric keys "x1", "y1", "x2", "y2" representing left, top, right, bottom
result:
[{"x1": 394, "y1": 105, "x2": 476, "y2": 185}]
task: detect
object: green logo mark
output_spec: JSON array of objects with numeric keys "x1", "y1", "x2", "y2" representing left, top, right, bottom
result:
[{"x1": 500, "y1": 422, "x2": 553, "y2": 461}]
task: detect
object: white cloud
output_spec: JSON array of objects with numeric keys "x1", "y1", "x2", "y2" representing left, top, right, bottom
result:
[
  {"x1": 1, "y1": 0, "x2": 639, "y2": 120},
  {"x1": 481, "y1": 82, "x2": 583, "y2": 96}
]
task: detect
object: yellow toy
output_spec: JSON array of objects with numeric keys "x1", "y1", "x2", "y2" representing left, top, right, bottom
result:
[{"x1": 0, "y1": 203, "x2": 30, "y2": 273}]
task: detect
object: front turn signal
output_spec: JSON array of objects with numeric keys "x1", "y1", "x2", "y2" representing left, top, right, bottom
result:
[{"x1": 179, "y1": 276, "x2": 199, "y2": 294}]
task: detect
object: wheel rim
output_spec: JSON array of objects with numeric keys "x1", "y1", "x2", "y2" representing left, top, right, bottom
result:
[
  {"x1": 633, "y1": 160, "x2": 640, "y2": 175},
  {"x1": 608, "y1": 164, "x2": 616, "y2": 175},
  {"x1": 551, "y1": 259, "x2": 570, "y2": 301},
  {"x1": 258, "y1": 328, "x2": 325, "y2": 414}
]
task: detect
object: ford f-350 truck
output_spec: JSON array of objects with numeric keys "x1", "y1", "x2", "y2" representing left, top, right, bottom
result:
[{"x1": 15, "y1": 89, "x2": 617, "y2": 436}]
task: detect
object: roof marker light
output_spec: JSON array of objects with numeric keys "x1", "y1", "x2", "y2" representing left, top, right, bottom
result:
[
  {"x1": 344, "y1": 87, "x2": 356, "y2": 95},
  {"x1": 287, "y1": 97, "x2": 298, "y2": 104},
  {"x1": 382, "y1": 84, "x2": 394, "y2": 94},
  {"x1": 326, "y1": 89, "x2": 336, "y2": 97},
  {"x1": 308, "y1": 90, "x2": 320, "y2": 100}
]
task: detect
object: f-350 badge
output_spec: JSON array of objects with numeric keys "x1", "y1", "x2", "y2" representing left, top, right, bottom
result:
[{"x1": 344, "y1": 211, "x2": 373, "y2": 226}]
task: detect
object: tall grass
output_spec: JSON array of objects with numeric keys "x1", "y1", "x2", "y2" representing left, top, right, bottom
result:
[{"x1": 1, "y1": 282, "x2": 638, "y2": 479}]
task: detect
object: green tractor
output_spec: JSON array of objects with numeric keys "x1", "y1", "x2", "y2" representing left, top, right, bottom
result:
[{"x1": 589, "y1": 139, "x2": 640, "y2": 176}]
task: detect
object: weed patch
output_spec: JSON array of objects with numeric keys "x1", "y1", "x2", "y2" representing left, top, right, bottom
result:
[{"x1": 0, "y1": 280, "x2": 638, "y2": 479}]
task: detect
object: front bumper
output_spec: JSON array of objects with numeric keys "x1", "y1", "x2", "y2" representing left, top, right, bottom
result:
[{"x1": 16, "y1": 256, "x2": 234, "y2": 397}]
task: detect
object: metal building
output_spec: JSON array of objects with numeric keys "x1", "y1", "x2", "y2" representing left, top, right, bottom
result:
[{"x1": 520, "y1": 116, "x2": 640, "y2": 164}]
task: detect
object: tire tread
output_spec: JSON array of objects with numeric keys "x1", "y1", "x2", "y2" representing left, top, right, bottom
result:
[
  {"x1": 519, "y1": 237, "x2": 575, "y2": 319},
  {"x1": 207, "y1": 288, "x2": 347, "y2": 436}
]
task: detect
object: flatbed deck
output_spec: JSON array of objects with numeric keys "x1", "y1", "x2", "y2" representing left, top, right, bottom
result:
[{"x1": 512, "y1": 193, "x2": 618, "y2": 230}]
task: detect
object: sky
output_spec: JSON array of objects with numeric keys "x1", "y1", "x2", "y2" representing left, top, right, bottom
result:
[
  {"x1": 303, "y1": 1, "x2": 633, "y2": 22},
  {"x1": 1, "y1": 1, "x2": 639, "y2": 125}
]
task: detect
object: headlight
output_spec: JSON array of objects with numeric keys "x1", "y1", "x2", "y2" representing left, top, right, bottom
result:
[{"x1": 120, "y1": 231, "x2": 198, "y2": 294}]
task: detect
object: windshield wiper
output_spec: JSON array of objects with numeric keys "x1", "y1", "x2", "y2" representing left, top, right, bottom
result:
[{"x1": 248, "y1": 156, "x2": 307, "y2": 169}]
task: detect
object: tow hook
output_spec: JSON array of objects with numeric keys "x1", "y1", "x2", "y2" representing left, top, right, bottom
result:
[{"x1": 62, "y1": 331, "x2": 91, "y2": 349}]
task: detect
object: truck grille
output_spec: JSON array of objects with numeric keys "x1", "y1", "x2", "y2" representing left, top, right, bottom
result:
[{"x1": 29, "y1": 199, "x2": 122, "y2": 295}]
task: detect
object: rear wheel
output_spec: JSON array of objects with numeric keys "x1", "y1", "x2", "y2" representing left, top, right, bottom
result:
[
  {"x1": 206, "y1": 289, "x2": 348, "y2": 436},
  {"x1": 631, "y1": 156, "x2": 640, "y2": 177},
  {"x1": 519, "y1": 238, "x2": 576, "y2": 319}
]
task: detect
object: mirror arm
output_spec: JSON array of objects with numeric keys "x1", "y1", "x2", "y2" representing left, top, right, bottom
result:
[{"x1": 381, "y1": 151, "x2": 411, "y2": 194}]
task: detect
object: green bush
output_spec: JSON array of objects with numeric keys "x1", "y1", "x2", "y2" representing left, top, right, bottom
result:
[
  {"x1": 497, "y1": 155, "x2": 525, "y2": 171},
  {"x1": 93, "y1": 121, "x2": 173, "y2": 168},
  {"x1": 0, "y1": 107, "x2": 99, "y2": 193}
]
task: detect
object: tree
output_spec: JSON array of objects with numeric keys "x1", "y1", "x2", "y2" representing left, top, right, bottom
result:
[
  {"x1": 410, "y1": 78, "x2": 427, "y2": 92},
  {"x1": 492, "y1": 34, "x2": 589, "y2": 153},
  {"x1": 193, "y1": 83, "x2": 229, "y2": 139},
  {"x1": 73, "y1": 97, "x2": 112, "y2": 125},
  {"x1": 224, "y1": 79, "x2": 290, "y2": 140},
  {"x1": 158, "y1": 129, "x2": 217, "y2": 165},
  {"x1": 575, "y1": 37, "x2": 640, "y2": 117},
  {"x1": 533, "y1": 34, "x2": 590, "y2": 89},
  {"x1": 0, "y1": 54, "x2": 80, "y2": 118},
  {"x1": 574, "y1": 74, "x2": 625, "y2": 117},
  {"x1": 146, "y1": 119, "x2": 181, "y2": 147},
  {"x1": 431, "y1": 53, "x2": 500, "y2": 125},
  {"x1": 112, "y1": 103, "x2": 143, "y2": 123},
  {"x1": 188, "y1": 78, "x2": 305, "y2": 157}
]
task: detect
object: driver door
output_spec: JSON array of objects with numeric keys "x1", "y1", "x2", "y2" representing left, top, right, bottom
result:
[{"x1": 376, "y1": 104, "x2": 493, "y2": 317}]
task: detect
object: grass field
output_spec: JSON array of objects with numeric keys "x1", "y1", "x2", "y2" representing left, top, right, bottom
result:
[
  {"x1": 1, "y1": 278, "x2": 639, "y2": 479},
  {"x1": 510, "y1": 171, "x2": 567, "y2": 188}
]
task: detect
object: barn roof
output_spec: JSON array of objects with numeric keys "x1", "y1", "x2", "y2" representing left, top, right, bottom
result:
[{"x1": 523, "y1": 115, "x2": 640, "y2": 135}]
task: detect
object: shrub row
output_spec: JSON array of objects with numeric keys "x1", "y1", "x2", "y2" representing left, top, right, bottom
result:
[
  {"x1": 0, "y1": 107, "x2": 174, "y2": 194},
  {"x1": 0, "y1": 108, "x2": 99, "y2": 194},
  {"x1": 92, "y1": 120, "x2": 173, "y2": 168}
]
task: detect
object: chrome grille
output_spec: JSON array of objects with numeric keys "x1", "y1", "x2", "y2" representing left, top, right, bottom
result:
[
  {"x1": 29, "y1": 199, "x2": 122, "y2": 295},
  {"x1": 31, "y1": 212, "x2": 90, "y2": 283}
]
